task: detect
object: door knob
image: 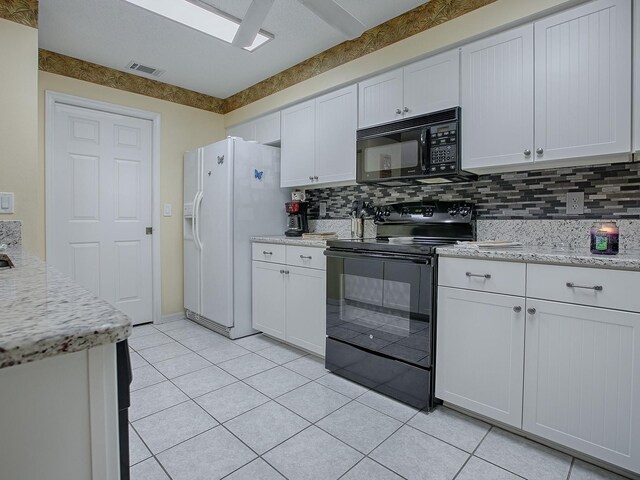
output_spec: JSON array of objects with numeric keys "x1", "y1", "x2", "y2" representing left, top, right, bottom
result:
[
  {"x1": 524, "y1": 149, "x2": 531, "y2": 156},
  {"x1": 513, "y1": 306, "x2": 522, "y2": 313},
  {"x1": 527, "y1": 307, "x2": 536, "y2": 315},
  {"x1": 536, "y1": 147, "x2": 544, "y2": 155},
  {"x1": 395, "y1": 108, "x2": 402, "y2": 114}
]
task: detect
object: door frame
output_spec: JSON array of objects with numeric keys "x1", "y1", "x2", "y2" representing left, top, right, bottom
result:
[{"x1": 45, "y1": 91, "x2": 162, "y2": 324}]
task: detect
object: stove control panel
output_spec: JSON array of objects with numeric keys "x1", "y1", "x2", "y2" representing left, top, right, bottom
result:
[{"x1": 373, "y1": 201, "x2": 474, "y2": 224}]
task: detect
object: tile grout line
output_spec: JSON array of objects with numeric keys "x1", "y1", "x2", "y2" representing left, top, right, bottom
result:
[
  {"x1": 450, "y1": 425, "x2": 494, "y2": 480},
  {"x1": 566, "y1": 457, "x2": 575, "y2": 480}
]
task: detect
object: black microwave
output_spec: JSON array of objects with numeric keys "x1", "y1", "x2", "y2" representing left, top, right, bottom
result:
[{"x1": 356, "y1": 107, "x2": 475, "y2": 186}]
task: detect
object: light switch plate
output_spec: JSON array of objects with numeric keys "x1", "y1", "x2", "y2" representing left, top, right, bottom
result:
[
  {"x1": 163, "y1": 203, "x2": 172, "y2": 217},
  {"x1": 319, "y1": 202, "x2": 327, "y2": 218},
  {"x1": 566, "y1": 192, "x2": 584, "y2": 215},
  {"x1": 0, "y1": 192, "x2": 14, "y2": 214}
]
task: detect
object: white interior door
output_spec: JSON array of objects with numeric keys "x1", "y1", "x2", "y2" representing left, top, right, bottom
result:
[{"x1": 50, "y1": 103, "x2": 153, "y2": 325}]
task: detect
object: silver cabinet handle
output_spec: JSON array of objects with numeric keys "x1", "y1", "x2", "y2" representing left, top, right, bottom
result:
[
  {"x1": 403, "y1": 106, "x2": 409, "y2": 113},
  {"x1": 263, "y1": 251, "x2": 273, "y2": 255},
  {"x1": 466, "y1": 272, "x2": 491, "y2": 279},
  {"x1": 513, "y1": 306, "x2": 522, "y2": 313},
  {"x1": 536, "y1": 147, "x2": 544, "y2": 155},
  {"x1": 313, "y1": 176, "x2": 318, "y2": 180},
  {"x1": 524, "y1": 149, "x2": 531, "y2": 156},
  {"x1": 308, "y1": 176, "x2": 313, "y2": 181},
  {"x1": 395, "y1": 108, "x2": 402, "y2": 114},
  {"x1": 300, "y1": 255, "x2": 312, "y2": 259},
  {"x1": 284, "y1": 270, "x2": 290, "y2": 275},
  {"x1": 279, "y1": 269, "x2": 285, "y2": 274},
  {"x1": 566, "y1": 282, "x2": 603, "y2": 291},
  {"x1": 527, "y1": 307, "x2": 536, "y2": 315}
]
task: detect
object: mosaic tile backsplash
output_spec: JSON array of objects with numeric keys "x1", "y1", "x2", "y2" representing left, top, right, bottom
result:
[{"x1": 306, "y1": 161, "x2": 640, "y2": 220}]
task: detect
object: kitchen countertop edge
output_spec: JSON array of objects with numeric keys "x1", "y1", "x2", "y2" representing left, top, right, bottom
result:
[
  {"x1": 250, "y1": 236, "x2": 329, "y2": 247},
  {"x1": 0, "y1": 249, "x2": 132, "y2": 369},
  {"x1": 436, "y1": 246, "x2": 640, "y2": 271}
]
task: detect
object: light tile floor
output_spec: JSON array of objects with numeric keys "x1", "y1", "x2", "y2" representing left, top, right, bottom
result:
[{"x1": 128, "y1": 319, "x2": 632, "y2": 480}]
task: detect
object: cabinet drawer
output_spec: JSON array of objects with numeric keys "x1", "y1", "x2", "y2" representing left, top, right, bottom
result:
[
  {"x1": 252, "y1": 243, "x2": 286, "y2": 264},
  {"x1": 286, "y1": 246, "x2": 326, "y2": 270},
  {"x1": 527, "y1": 263, "x2": 640, "y2": 312},
  {"x1": 438, "y1": 257, "x2": 526, "y2": 296}
]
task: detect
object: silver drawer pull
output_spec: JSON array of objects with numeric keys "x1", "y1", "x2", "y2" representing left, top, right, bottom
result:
[
  {"x1": 566, "y1": 282, "x2": 603, "y2": 291},
  {"x1": 300, "y1": 255, "x2": 312, "y2": 260},
  {"x1": 527, "y1": 307, "x2": 536, "y2": 315},
  {"x1": 466, "y1": 272, "x2": 491, "y2": 279},
  {"x1": 513, "y1": 306, "x2": 522, "y2": 313},
  {"x1": 284, "y1": 270, "x2": 290, "y2": 275},
  {"x1": 263, "y1": 251, "x2": 273, "y2": 255},
  {"x1": 279, "y1": 269, "x2": 285, "y2": 274}
]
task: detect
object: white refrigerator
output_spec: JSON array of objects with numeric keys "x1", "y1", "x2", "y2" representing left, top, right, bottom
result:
[{"x1": 183, "y1": 138, "x2": 290, "y2": 339}]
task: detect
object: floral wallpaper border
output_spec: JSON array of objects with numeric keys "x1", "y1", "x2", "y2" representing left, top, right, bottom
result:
[
  {"x1": 222, "y1": 0, "x2": 497, "y2": 112},
  {"x1": 39, "y1": 49, "x2": 227, "y2": 114},
  {"x1": 0, "y1": 0, "x2": 38, "y2": 28},
  {"x1": 34, "y1": 0, "x2": 495, "y2": 114}
]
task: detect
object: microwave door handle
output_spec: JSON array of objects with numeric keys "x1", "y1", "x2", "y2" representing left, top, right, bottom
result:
[{"x1": 421, "y1": 127, "x2": 430, "y2": 173}]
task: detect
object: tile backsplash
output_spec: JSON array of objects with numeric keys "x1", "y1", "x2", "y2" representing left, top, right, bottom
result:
[{"x1": 306, "y1": 161, "x2": 639, "y2": 220}]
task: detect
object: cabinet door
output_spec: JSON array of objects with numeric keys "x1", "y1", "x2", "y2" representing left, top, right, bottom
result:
[
  {"x1": 280, "y1": 99, "x2": 316, "y2": 187},
  {"x1": 315, "y1": 85, "x2": 357, "y2": 184},
  {"x1": 461, "y1": 24, "x2": 534, "y2": 170},
  {"x1": 403, "y1": 49, "x2": 460, "y2": 118},
  {"x1": 227, "y1": 121, "x2": 256, "y2": 142},
  {"x1": 285, "y1": 266, "x2": 326, "y2": 356},
  {"x1": 523, "y1": 300, "x2": 640, "y2": 472},
  {"x1": 252, "y1": 261, "x2": 286, "y2": 339},
  {"x1": 254, "y1": 111, "x2": 281, "y2": 145},
  {"x1": 358, "y1": 68, "x2": 404, "y2": 128},
  {"x1": 534, "y1": 0, "x2": 631, "y2": 163},
  {"x1": 435, "y1": 287, "x2": 525, "y2": 427}
]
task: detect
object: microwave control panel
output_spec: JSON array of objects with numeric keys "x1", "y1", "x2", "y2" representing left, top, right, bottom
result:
[{"x1": 428, "y1": 122, "x2": 458, "y2": 174}]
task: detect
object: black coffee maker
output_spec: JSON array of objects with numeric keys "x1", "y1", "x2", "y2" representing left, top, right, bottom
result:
[{"x1": 285, "y1": 201, "x2": 309, "y2": 237}]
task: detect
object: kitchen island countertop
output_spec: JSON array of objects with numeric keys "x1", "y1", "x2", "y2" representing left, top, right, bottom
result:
[
  {"x1": 436, "y1": 245, "x2": 640, "y2": 271},
  {"x1": 0, "y1": 248, "x2": 132, "y2": 369}
]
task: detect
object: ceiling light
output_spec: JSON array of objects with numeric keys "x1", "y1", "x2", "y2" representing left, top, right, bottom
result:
[{"x1": 122, "y1": 0, "x2": 273, "y2": 52}]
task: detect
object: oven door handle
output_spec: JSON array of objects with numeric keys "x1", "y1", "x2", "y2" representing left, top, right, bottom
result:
[{"x1": 324, "y1": 249, "x2": 431, "y2": 265}]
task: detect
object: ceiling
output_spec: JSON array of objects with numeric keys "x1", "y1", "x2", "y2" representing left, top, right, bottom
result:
[{"x1": 38, "y1": 0, "x2": 428, "y2": 99}]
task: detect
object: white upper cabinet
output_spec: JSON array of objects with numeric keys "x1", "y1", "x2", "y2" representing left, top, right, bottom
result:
[
  {"x1": 281, "y1": 85, "x2": 357, "y2": 188},
  {"x1": 461, "y1": 24, "x2": 535, "y2": 170},
  {"x1": 315, "y1": 85, "x2": 357, "y2": 184},
  {"x1": 534, "y1": 0, "x2": 631, "y2": 162},
  {"x1": 403, "y1": 50, "x2": 460, "y2": 118},
  {"x1": 358, "y1": 49, "x2": 460, "y2": 128},
  {"x1": 358, "y1": 68, "x2": 404, "y2": 128},
  {"x1": 227, "y1": 111, "x2": 281, "y2": 145},
  {"x1": 280, "y1": 99, "x2": 316, "y2": 187}
]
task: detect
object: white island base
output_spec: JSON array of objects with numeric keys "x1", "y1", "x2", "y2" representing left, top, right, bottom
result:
[{"x1": 0, "y1": 343, "x2": 120, "y2": 480}]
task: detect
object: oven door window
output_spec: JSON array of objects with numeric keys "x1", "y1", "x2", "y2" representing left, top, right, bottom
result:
[
  {"x1": 357, "y1": 129, "x2": 424, "y2": 181},
  {"x1": 326, "y1": 255, "x2": 433, "y2": 368}
]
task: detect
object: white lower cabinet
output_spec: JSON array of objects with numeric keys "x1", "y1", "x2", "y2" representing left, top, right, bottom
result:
[
  {"x1": 437, "y1": 257, "x2": 640, "y2": 474},
  {"x1": 252, "y1": 243, "x2": 326, "y2": 356},
  {"x1": 252, "y1": 261, "x2": 286, "y2": 339},
  {"x1": 436, "y1": 286, "x2": 525, "y2": 428},
  {"x1": 285, "y1": 266, "x2": 326, "y2": 355},
  {"x1": 523, "y1": 299, "x2": 640, "y2": 473}
]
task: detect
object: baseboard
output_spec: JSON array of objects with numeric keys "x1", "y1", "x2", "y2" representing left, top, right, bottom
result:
[{"x1": 157, "y1": 312, "x2": 186, "y2": 325}]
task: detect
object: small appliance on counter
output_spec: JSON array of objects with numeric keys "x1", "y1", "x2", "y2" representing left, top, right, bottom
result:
[{"x1": 285, "y1": 200, "x2": 309, "y2": 237}]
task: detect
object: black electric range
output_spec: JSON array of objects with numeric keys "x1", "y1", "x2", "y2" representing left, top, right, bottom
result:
[{"x1": 324, "y1": 200, "x2": 474, "y2": 410}]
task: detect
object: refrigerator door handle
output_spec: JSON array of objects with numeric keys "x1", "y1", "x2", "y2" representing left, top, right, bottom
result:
[{"x1": 194, "y1": 191, "x2": 203, "y2": 251}]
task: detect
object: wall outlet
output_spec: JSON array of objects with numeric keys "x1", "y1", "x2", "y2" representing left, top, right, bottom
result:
[
  {"x1": 319, "y1": 202, "x2": 327, "y2": 218},
  {"x1": 566, "y1": 192, "x2": 584, "y2": 215}
]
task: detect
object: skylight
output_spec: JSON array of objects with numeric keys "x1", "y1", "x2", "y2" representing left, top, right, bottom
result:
[{"x1": 123, "y1": 0, "x2": 273, "y2": 52}]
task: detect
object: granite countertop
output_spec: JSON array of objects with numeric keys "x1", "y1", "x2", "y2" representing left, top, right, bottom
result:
[
  {"x1": 0, "y1": 249, "x2": 132, "y2": 369},
  {"x1": 250, "y1": 235, "x2": 331, "y2": 247},
  {"x1": 437, "y1": 245, "x2": 640, "y2": 271}
]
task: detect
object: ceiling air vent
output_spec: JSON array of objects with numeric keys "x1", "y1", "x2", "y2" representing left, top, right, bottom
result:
[{"x1": 126, "y1": 61, "x2": 165, "y2": 77}]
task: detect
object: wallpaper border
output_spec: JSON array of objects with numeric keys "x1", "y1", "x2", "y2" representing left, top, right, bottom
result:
[
  {"x1": 38, "y1": 49, "x2": 227, "y2": 114},
  {"x1": 33, "y1": 0, "x2": 495, "y2": 114},
  {"x1": 0, "y1": 0, "x2": 38, "y2": 28}
]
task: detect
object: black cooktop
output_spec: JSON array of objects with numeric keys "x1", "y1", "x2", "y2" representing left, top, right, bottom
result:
[{"x1": 326, "y1": 237, "x2": 456, "y2": 256}]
